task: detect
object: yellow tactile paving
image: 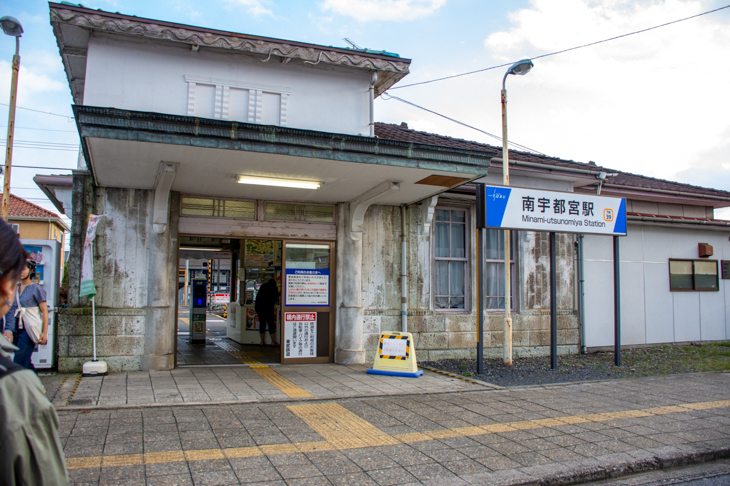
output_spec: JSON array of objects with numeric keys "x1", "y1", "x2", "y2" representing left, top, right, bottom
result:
[
  {"x1": 251, "y1": 365, "x2": 313, "y2": 398},
  {"x1": 288, "y1": 403, "x2": 400, "y2": 448},
  {"x1": 64, "y1": 398, "x2": 730, "y2": 471},
  {"x1": 214, "y1": 341, "x2": 263, "y2": 365},
  {"x1": 178, "y1": 317, "x2": 189, "y2": 324}
]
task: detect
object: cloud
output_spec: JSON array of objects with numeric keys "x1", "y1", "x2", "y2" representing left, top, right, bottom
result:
[
  {"x1": 0, "y1": 58, "x2": 66, "y2": 102},
  {"x1": 321, "y1": 0, "x2": 447, "y2": 22},
  {"x1": 475, "y1": 0, "x2": 730, "y2": 184},
  {"x1": 223, "y1": 0, "x2": 274, "y2": 17}
]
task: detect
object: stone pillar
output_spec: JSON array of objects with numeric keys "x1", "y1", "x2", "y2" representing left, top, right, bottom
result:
[
  {"x1": 335, "y1": 202, "x2": 366, "y2": 364},
  {"x1": 67, "y1": 170, "x2": 95, "y2": 307},
  {"x1": 140, "y1": 192, "x2": 178, "y2": 370},
  {"x1": 334, "y1": 181, "x2": 400, "y2": 365}
]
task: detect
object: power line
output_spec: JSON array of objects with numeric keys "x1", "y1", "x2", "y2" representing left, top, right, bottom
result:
[
  {"x1": 381, "y1": 92, "x2": 544, "y2": 155},
  {"x1": 1, "y1": 139, "x2": 78, "y2": 146},
  {"x1": 391, "y1": 4, "x2": 730, "y2": 90},
  {"x1": 1, "y1": 139, "x2": 79, "y2": 152},
  {"x1": 0, "y1": 125, "x2": 77, "y2": 133},
  {"x1": 0, "y1": 103, "x2": 74, "y2": 120},
  {"x1": 12, "y1": 165, "x2": 75, "y2": 170}
]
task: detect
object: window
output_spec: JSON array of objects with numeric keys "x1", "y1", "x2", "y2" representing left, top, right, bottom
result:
[
  {"x1": 669, "y1": 259, "x2": 718, "y2": 291},
  {"x1": 185, "y1": 75, "x2": 289, "y2": 126},
  {"x1": 181, "y1": 197, "x2": 255, "y2": 219},
  {"x1": 434, "y1": 208, "x2": 468, "y2": 310},
  {"x1": 484, "y1": 229, "x2": 516, "y2": 310},
  {"x1": 265, "y1": 203, "x2": 334, "y2": 223}
]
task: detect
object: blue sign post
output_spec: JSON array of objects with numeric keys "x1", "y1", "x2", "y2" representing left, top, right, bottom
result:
[{"x1": 480, "y1": 185, "x2": 627, "y2": 369}]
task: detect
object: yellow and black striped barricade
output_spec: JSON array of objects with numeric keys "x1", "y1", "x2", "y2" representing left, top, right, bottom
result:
[{"x1": 366, "y1": 331, "x2": 423, "y2": 378}]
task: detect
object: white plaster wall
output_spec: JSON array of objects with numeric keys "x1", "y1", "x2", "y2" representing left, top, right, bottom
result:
[
  {"x1": 584, "y1": 223, "x2": 729, "y2": 347},
  {"x1": 83, "y1": 34, "x2": 372, "y2": 136}
]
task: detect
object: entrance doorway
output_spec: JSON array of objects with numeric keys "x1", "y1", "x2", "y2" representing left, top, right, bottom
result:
[{"x1": 175, "y1": 236, "x2": 335, "y2": 367}]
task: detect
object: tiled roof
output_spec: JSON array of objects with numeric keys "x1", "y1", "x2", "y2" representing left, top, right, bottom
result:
[
  {"x1": 374, "y1": 123, "x2": 730, "y2": 201},
  {"x1": 628, "y1": 212, "x2": 730, "y2": 226},
  {"x1": 0, "y1": 193, "x2": 62, "y2": 219},
  {"x1": 602, "y1": 172, "x2": 730, "y2": 199},
  {"x1": 374, "y1": 122, "x2": 612, "y2": 171}
]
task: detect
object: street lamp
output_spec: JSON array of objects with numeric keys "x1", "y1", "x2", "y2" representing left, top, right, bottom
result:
[
  {"x1": 501, "y1": 58, "x2": 533, "y2": 366},
  {"x1": 1, "y1": 15, "x2": 23, "y2": 221}
]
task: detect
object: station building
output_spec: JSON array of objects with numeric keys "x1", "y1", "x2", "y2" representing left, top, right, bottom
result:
[{"x1": 47, "y1": 3, "x2": 730, "y2": 372}]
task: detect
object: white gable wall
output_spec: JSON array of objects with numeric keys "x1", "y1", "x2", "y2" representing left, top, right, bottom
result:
[
  {"x1": 83, "y1": 34, "x2": 373, "y2": 136},
  {"x1": 584, "y1": 223, "x2": 730, "y2": 348}
]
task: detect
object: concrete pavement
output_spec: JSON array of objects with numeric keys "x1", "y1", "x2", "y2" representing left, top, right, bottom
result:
[{"x1": 51, "y1": 372, "x2": 730, "y2": 486}]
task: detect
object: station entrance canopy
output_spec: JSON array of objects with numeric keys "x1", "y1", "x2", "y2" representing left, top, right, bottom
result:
[{"x1": 73, "y1": 106, "x2": 495, "y2": 207}]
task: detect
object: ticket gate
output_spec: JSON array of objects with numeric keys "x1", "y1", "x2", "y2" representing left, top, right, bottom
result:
[{"x1": 189, "y1": 278, "x2": 207, "y2": 344}]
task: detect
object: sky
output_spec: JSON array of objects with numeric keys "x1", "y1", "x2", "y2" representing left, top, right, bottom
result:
[{"x1": 1, "y1": 0, "x2": 729, "y2": 223}]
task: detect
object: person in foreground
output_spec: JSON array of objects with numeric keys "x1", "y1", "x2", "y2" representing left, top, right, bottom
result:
[
  {"x1": 4, "y1": 259, "x2": 49, "y2": 372},
  {"x1": 0, "y1": 219, "x2": 68, "y2": 485}
]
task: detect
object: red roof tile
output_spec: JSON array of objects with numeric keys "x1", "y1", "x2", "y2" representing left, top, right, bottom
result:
[{"x1": 0, "y1": 193, "x2": 62, "y2": 219}]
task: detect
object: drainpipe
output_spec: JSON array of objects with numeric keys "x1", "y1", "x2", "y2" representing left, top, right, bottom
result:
[
  {"x1": 577, "y1": 234, "x2": 586, "y2": 353},
  {"x1": 596, "y1": 172, "x2": 607, "y2": 195},
  {"x1": 369, "y1": 72, "x2": 377, "y2": 137},
  {"x1": 401, "y1": 205, "x2": 408, "y2": 332}
]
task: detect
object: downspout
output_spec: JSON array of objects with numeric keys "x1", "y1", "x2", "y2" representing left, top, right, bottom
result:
[
  {"x1": 596, "y1": 172, "x2": 607, "y2": 195},
  {"x1": 578, "y1": 234, "x2": 586, "y2": 353},
  {"x1": 401, "y1": 205, "x2": 408, "y2": 332},
  {"x1": 369, "y1": 72, "x2": 377, "y2": 137}
]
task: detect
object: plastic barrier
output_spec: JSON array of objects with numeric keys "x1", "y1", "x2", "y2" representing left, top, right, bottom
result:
[{"x1": 366, "y1": 331, "x2": 423, "y2": 378}]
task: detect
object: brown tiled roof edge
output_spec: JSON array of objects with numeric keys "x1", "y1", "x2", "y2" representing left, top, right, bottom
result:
[{"x1": 374, "y1": 123, "x2": 730, "y2": 201}]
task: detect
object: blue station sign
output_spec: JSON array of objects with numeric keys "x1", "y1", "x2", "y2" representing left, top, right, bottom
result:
[{"x1": 483, "y1": 185, "x2": 627, "y2": 235}]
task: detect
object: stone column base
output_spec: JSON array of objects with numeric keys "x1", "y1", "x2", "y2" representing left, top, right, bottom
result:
[
  {"x1": 140, "y1": 354, "x2": 174, "y2": 371},
  {"x1": 335, "y1": 349, "x2": 367, "y2": 365}
]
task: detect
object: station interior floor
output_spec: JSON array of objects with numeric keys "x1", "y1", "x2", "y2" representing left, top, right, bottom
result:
[{"x1": 176, "y1": 308, "x2": 280, "y2": 367}]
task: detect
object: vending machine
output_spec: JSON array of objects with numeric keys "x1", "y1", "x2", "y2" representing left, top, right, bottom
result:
[
  {"x1": 21, "y1": 239, "x2": 62, "y2": 370},
  {"x1": 189, "y1": 278, "x2": 207, "y2": 344}
]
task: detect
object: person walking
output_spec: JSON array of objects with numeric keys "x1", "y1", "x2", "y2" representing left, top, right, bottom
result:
[
  {"x1": 3, "y1": 259, "x2": 49, "y2": 372},
  {"x1": 0, "y1": 218, "x2": 68, "y2": 485},
  {"x1": 255, "y1": 278, "x2": 280, "y2": 346}
]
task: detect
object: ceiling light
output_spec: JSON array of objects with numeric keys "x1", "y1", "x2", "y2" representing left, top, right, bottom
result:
[{"x1": 237, "y1": 175, "x2": 321, "y2": 190}]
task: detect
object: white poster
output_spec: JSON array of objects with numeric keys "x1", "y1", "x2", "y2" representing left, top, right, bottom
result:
[
  {"x1": 381, "y1": 338, "x2": 407, "y2": 357},
  {"x1": 284, "y1": 312, "x2": 317, "y2": 358},
  {"x1": 285, "y1": 269, "x2": 329, "y2": 306}
]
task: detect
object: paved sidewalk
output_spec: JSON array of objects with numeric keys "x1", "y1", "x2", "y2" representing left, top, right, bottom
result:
[
  {"x1": 56, "y1": 372, "x2": 730, "y2": 485},
  {"x1": 48, "y1": 363, "x2": 491, "y2": 409}
]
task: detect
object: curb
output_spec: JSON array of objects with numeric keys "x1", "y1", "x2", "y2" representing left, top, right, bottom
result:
[
  {"x1": 53, "y1": 383, "x2": 496, "y2": 411},
  {"x1": 421, "y1": 369, "x2": 730, "y2": 392},
  {"x1": 464, "y1": 441, "x2": 730, "y2": 486},
  {"x1": 420, "y1": 365, "x2": 501, "y2": 388}
]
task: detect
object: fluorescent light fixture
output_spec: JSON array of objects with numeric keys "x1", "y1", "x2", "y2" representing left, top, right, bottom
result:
[{"x1": 237, "y1": 175, "x2": 321, "y2": 190}]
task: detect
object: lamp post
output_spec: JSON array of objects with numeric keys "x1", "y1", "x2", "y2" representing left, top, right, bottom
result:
[
  {"x1": 501, "y1": 58, "x2": 533, "y2": 366},
  {"x1": 1, "y1": 15, "x2": 23, "y2": 221}
]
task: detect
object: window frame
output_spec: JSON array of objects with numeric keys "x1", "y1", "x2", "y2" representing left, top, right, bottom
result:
[
  {"x1": 432, "y1": 206, "x2": 470, "y2": 313},
  {"x1": 264, "y1": 202, "x2": 336, "y2": 224},
  {"x1": 483, "y1": 228, "x2": 518, "y2": 312},
  {"x1": 668, "y1": 258, "x2": 719, "y2": 292},
  {"x1": 180, "y1": 195, "x2": 257, "y2": 220}
]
